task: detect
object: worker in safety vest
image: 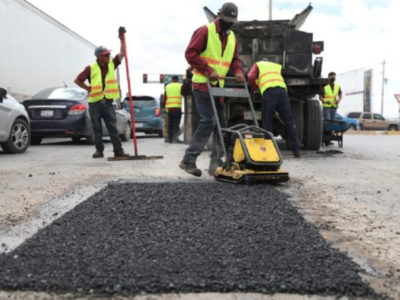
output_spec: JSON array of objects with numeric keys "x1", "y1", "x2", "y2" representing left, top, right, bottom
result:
[
  {"x1": 319, "y1": 71, "x2": 343, "y2": 121},
  {"x1": 163, "y1": 76, "x2": 183, "y2": 143},
  {"x1": 248, "y1": 59, "x2": 301, "y2": 157},
  {"x1": 180, "y1": 2, "x2": 245, "y2": 177},
  {"x1": 75, "y1": 27, "x2": 128, "y2": 159}
]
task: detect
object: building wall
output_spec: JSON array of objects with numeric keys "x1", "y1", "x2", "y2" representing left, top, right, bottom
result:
[{"x1": 0, "y1": 0, "x2": 95, "y2": 100}]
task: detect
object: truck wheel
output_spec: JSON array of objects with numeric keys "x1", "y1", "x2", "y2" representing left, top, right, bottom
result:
[
  {"x1": 304, "y1": 99, "x2": 323, "y2": 150},
  {"x1": 291, "y1": 100, "x2": 304, "y2": 145},
  {"x1": 1, "y1": 118, "x2": 30, "y2": 153}
]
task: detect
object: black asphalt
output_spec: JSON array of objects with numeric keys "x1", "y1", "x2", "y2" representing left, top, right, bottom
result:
[{"x1": 0, "y1": 182, "x2": 377, "y2": 297}]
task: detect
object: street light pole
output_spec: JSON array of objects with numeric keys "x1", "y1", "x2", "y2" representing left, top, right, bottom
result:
[
  {"x1": 269, "y1": 0, "x2": 272, "y2": 20},
  {"x1": 381, "y1": 60, "x2": 386, "y2": 115}
]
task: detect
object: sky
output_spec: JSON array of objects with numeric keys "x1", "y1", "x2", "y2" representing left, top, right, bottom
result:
[{"x1": 28, "y1": 0, "x2": 400, "y2": 117}]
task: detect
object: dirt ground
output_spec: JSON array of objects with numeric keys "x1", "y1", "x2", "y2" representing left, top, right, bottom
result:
[{"x1": 0, "y1": 134, "x2": 399, "y2": 299}]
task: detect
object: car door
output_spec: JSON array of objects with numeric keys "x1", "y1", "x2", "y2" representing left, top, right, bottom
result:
[
  {"x1": 361, "y1": 113, "x2": 373, "y2": 129},
  {"x1": 113, "y1": 100, "x2": 128, "y2": 133},
  {"x1": 373, "y1": 114, "x2": 386, "y2": 130}
]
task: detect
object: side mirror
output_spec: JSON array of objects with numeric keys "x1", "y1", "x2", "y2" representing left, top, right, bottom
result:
[{"x1": 0, "y1": 88, "x2": 7, "y2": 103}]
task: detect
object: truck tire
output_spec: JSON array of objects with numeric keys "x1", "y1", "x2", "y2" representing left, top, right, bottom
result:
[
  {"x1": 291, "y1": 100, "x2": 304, "y2": 145},
  {"x1": 304, "y1": 99, "x2": 323, "y2": 150}
]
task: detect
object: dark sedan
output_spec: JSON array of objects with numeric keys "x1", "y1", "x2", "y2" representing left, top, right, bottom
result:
[{"x1": 23, "y1": 87, "x2": 131, "y2": 145}]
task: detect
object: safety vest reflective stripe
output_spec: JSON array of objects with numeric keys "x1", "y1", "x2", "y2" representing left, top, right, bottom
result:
[
  {"x1": 192, "y1": 22, "x2": 236, "y2": 88},
  {"x1": 88, "y1": 61, "x2": 120, "y2": 102},
  {"x1": 323, "y1": 84, "x2": 340, "y2": 108},
  {"x1": 256, "y1": 61, "x2": 287, "y2": 94},
  {"x1": 165, "y1": 82, "x2": 183, "y2": 109}
]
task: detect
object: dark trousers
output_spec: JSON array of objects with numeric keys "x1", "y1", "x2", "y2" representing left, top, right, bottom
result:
[
  {"x1": 88, "y1": 100, "x2": 123, "y2": 153},
  {"x1": 183, "y1": 90, "x2": 226, "y2": 164},
  {"x1": 262, "y1": 87, "x2": 301, "y2": 151},
  {"x1": 167, "y1": 110, "x2": 182, "y2": 142}
]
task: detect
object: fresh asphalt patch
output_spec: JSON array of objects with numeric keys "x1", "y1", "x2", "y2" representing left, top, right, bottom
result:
[{"x1": 0, "y1": 182, "x2": 378, "y2": 298}]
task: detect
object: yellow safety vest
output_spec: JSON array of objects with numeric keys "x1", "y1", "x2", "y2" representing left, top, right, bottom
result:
[
  {"x1": 256, "y1": 61, "x2": 287, "y2": 95},
  {"x1": 165, "y1": 82, "x2": 183, "y2": 109},
  {"x1": 88, "y1": 61, "x2": 120, "y2": 102},
  {"x1": 323, "y1": 83, "x2": 340, "y2": 108},
  {"x1": 192, "y1": 22, "x2": 236, "y2": 88}
]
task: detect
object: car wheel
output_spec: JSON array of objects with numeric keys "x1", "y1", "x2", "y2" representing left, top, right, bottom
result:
[
  {"x1": 30, "y1": 137, "x2": 42, "y2": 145},
  {"x1": 120, "y1": 122, "x2": 131, "y2": 141},
  {"x1": 158, "y1": 130, "x2": 164, "y2": 138},
  {"x1": 388, "y1": 125, "x2": 398, "y2": 131},
  {"x1": 71, "y1": 137, "x2": 81, "y2": 143},
  {"x1": 359, "y1": 124, "x2": 364, "y2": 130},
  {"x1": 351, "y1": 124, "x2": 357, "y2": 130},
  {"x1": 1, "y1": 118, "x2": 30, "y2": 153}
]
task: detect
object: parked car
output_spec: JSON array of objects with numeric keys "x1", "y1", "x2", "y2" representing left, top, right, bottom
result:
[
  {"x1": 346, "y1": 112, "x2": 399, "y2": 131},
  {"x1": 0, "y1": 88, "x2": 31, "y2": 153},
  {"x1": 123, "y1": 95, "x2": 163, "y2": 137},
  {"x1": 23, "y1": 87, "x2": 131, "y2": 145},
  {"x1": 335, "y1": 113, "x2": 359, "y2": 130}
]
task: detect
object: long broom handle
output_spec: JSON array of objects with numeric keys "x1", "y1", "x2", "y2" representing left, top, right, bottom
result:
[{"x1": 121, "y1": 31, "x2": 138, "y2": 156}]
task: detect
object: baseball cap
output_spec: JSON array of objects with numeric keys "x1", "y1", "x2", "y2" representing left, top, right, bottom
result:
[
  {"x1": 219, "y1": 2, "x2": 238, "y2": 23},
  {"x1": 94, "y1": 46, "x2": 111, "y2": 57}
]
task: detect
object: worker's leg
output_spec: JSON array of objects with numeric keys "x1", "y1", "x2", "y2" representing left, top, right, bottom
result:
[
  {"x1": 171, "y1": 110, "x2": 182, "y2": 142},
  {"x1": 101, "y1": 101, "x2": 124, "y2": 154},
  {"x1": 323, "y1": 108, "x2": 332, "y2": 120},
  {"x1": 167, "y1": 111, "x2": 174, "y2": 143},
  {"x1": 88, "y1": 101, "x2": 104, "y2": 152},
  {"x1": 330, "y1": 108, "x2": 337, "y2": 120},
  {"x1": 275, "y1": 89, "x2": 301, "y2": 151},
  {"x1": 209, "y1": 100, "x2": 226, "y2": 174},
  {"x1": 182, "y1": 90, "x2": 215, "y2": 164},
  {"x1": 261, "y1": 88, "x2": 279, "y2": 132}
]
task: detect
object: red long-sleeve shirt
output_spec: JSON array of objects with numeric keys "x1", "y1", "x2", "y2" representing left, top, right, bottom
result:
[
  {"x1": 247, "y1": 63, "x2": 261, "y2": 91},
  {"x1": 185, "y1": 18, "x2": 244, "y2": 93}
]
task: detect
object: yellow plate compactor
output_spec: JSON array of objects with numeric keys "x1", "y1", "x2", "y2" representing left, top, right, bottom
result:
[{"x1": 207, "y1": 78, "x2": 289, "y2": 184}]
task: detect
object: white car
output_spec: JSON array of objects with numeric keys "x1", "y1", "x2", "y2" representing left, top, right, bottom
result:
[{"x1": 0, "y1": 88, "x2": 30, "y2": 153}]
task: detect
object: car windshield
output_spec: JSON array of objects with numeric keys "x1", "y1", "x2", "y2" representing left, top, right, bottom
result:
[
  {"x1": 125, "y1": 96, "x2": 158, "y2": 108},
  {"x1": 32, "y1": 88, "x2": 87, "y2": 100},
  {"x1": 347, "y1": 112, "x2": 361, "y2": 118}
]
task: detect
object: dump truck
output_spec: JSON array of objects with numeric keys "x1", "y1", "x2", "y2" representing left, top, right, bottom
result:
[{"x1": 184, "y1": 4, "x2": 328, "y2": 150}]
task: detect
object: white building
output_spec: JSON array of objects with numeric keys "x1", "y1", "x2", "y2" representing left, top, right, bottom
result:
[{"x1": 0, "y1": 0, "x2": 95, "y2": 100}]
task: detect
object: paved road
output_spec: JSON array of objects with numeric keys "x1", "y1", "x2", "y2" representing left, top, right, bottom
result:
[{"x1": 0, "y1": 134, "x2": 399, "y2": 299}]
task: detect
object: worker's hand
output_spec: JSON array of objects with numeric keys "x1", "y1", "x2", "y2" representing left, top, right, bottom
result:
[
  {"x1": 118, "y1": 26, "x2": 126, "y2": 39},
  {"x1": 235, "y1": 73, "x2": 245, "y2": 83},
  {"x1": 209, "y1": 71, "x2": 219, "y2": 81}
]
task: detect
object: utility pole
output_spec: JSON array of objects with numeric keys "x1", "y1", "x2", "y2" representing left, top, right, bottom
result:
[
  {"x1": 269, "y1": 0, "x2": 272, "y2": 20},
  {"x1": 381, "y1": 60, "x2": 386, "y2": 115}
]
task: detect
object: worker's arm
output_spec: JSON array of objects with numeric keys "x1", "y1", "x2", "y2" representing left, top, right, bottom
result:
[
  {"x1": 185, "y1": 26, "x2": 216, "y2": 80},
  {"x1": 117, "y1": 26, "x2": 126, "y2": 61},
  {"x1": 74, "y1": 66, "x2": 91, "y2": 92},
  {"x1": 247, "y1": 64, "x2": 259, "y2": 91},
  {"x1": 336, "y1": 88, "x2": 343, "y2": 104}
]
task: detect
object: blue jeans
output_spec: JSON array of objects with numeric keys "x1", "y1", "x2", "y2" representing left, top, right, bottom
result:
[
  {"x1": 88, "y1": 100, "x2": 123, "y2": 153},
  {"x1": 323, "y1": 107, "x2": 337, "y2": 120},
  {"x1": 262, "y1": 87, "x2": 301, "y2": 151},
  {"x1": 182, "y1": 90, "x2": 226, "y2": 164}
]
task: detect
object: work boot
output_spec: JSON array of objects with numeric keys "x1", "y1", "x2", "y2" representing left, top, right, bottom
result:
[
  {"x1": 293, "y1": 149, "x2": 301, "y2": 158},
  {"x1": 179, "y1": 161, "x2": 202, "y2": 177},
  {"x1": 114, "y1": 149, "x2": 129, "y2": 158},
  {"x1": 92, "y1": 150, "x2": 104, "y2": 158}
]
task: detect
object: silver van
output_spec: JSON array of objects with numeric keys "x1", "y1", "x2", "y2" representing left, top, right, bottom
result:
[{"x1": 0, "y1": 88, "x2": 30, "y2": 153}]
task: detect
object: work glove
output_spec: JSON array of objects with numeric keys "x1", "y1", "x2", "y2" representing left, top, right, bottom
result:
[{"x1": 118, "y1": 26, "x2": 126, "y2": 39}]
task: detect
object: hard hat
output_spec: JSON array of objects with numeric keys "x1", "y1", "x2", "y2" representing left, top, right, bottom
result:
[{"x1": 219, "y1": 2, "x2": 238, "y2": 23}]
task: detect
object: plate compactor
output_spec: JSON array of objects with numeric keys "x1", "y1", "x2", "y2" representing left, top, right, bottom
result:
[{"x1": 208, "y1": 78, "x2": 289, "y2": 184}]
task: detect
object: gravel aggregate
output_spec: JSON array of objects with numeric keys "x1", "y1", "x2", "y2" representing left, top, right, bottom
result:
[{"x1": 0, "y1": 182, "x2": 377, "y2": 298}]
